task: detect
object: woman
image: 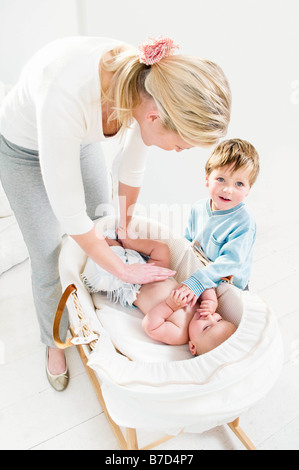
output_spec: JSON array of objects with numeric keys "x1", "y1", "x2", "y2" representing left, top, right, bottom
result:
[{"x1": 0, "y1": 36, "x2": 231, "y2": 391}]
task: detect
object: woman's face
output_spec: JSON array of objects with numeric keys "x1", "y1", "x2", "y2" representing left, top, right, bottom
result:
[
  {"x1": 140, "y1": 116, "x2": 193, "y2": 152},
  {"x1": 134, "y1": 98, "x2": 194, "y2": 152}
]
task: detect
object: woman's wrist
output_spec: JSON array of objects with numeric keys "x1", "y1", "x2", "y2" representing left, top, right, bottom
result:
[{"x1": 114, "y1": 263, "x2": 127, "y2": 282}]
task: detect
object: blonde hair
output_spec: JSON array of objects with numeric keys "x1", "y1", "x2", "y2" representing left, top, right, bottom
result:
[
  {"x1": 101, "y1": 43, "x2": 232, "y2": 146},
  {"x1": 205, "y1": 139, "x2": 260, "y2": 186}
]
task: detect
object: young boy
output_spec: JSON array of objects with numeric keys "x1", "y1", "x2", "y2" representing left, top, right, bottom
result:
[
  {"x1": 83, "y1": 235, "x2": 237, "y2": 356},
  {"x1": 176, "y1": 138, "x2": 260, "y2": 308}
]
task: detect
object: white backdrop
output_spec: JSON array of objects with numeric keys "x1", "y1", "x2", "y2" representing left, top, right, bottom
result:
[{"x1": 0, "y1": 0, "x2": 298, "y2": 229}]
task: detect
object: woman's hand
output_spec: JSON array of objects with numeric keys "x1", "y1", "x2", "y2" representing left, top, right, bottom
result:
[
  {"x1": 116, "y1": 225, "x2": 138, "y2": 243},
  {"x1": 121, "y1": 262, "x2": 176, "y2": 285},
  {"x1": 116, "y1": 225, "x2": 139, "y2": 252},
  {"x1": 72, "y1": 225, "x2": 175, "y2": 285}
]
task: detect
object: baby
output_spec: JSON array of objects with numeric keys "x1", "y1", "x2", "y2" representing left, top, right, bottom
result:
[{"x1": 83, "y1": 235, "x2": 237, "y2": 356}]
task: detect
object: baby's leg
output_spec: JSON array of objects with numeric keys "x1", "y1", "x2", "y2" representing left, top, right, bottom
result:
[
  {"x1": 146, "y1": 241, "x2": 170, "y2": 268},
  {"x1": 120, "y1": 238, "x2": 170, "y2": 268},
  {"x1": 105, "y1": 237, "x2": 122, "y2": 247}
]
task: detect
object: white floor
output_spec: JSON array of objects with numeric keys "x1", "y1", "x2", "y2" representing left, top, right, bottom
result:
[{"x1": 0, "y1": 196, "x2": 299, "y2": 451}]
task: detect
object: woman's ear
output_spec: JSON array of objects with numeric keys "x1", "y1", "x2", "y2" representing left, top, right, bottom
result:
[{"x1": 145, "y1": 110, "x2": 160, "y2": 123}]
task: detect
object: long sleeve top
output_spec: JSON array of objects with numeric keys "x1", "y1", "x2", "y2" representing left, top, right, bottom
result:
[
  {"x1": 183, "y1": 198, "x2": 256, "y2": 296},
  {"x1": 0, "y1": 36, "x2": 148, "y2": 235}
]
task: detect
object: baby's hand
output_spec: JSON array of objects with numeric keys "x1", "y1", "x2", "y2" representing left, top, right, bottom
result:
[
  {"x1": 173, "y1": 284, "x2": 198, "y2": 307},
  {"x1": 166, "y1": 290, "x2": 189, "y2": 311},
  {"x1": 196, "y1": 299, "x2": 217, "y2": 316}
]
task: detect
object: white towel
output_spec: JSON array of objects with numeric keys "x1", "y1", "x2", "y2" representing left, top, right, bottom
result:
[{"x1": 81, "y1": 245, "x2": 146, "y2": 307}]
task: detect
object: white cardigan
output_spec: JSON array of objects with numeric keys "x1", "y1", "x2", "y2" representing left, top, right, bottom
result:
[{"x1": 0, "y1": 37, "x2": 148, "y2": 235}]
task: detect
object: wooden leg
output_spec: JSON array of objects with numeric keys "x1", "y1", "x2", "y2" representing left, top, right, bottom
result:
[
  {"x1": 227, "y1": 418, "x2": 256, "y2": 450},
  {"x1": 126, "y1": 428, "x2": 138, "y2": 450},
  {"x1": 141, "y1": 432, "x2": 181, "y2": 450},
  {"x1": 75, "y1": 342, "x2": 128, "y2": 450}
]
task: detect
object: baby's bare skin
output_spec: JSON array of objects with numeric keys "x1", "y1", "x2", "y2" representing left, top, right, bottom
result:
[
  {"x1": 134, "y1": 278, "x2": 200, "y2": 344},
  {"x1": 134, "y1": 278, "x2": 199, "y2": 315},
  {"x1": 134, "y1": 278, "x2": 179, "y2": 313},
  {"x1": 106, "y1": 235, "x2": 224, "y2": 348}
]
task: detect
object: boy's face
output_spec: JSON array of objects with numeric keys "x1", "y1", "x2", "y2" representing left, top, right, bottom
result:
[
  {"x1": 206, "y1": 164, "x2": 251, "y2": 211},
  {"x1": 188, "y1": 311, "x2": 237, "y2": 356}
]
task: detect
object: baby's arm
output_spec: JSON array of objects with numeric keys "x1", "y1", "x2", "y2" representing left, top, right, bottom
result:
[
  {"x1": 197, "y1": 288, "x2": 218, "y2": 315},
  {"x1": 142, "y1": 291, "x2": 189, "y2": 345}
]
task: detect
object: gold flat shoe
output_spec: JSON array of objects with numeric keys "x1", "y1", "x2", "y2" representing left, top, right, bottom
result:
[{"x1": 46, "y1": 347, "x2": 69, "y2": 392}]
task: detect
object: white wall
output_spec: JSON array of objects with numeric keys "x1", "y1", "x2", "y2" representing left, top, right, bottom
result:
[
  {"x1": 1, "y1": 0, "x2": 298, "y2": 227},
  {"x1": 0, "y1": 0, "x2": 79, "y2": 84}
]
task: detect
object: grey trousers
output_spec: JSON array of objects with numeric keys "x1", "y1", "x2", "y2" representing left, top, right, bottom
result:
[{"x1": 0, "y1": 134, "x2": 110, "y2": 347}]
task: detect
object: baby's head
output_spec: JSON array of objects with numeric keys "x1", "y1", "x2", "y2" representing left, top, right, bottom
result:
[
  {"x1": 205, "y1": 139, "x2": 259, "y2": 211},
  {"x1": 188, "y1": 311, "x2": 237, "y2": 356}
]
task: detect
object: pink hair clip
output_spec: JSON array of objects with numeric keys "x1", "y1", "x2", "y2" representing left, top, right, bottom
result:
[{"x1": 137, "y1": 36, "x2": 179, "y2": 65}]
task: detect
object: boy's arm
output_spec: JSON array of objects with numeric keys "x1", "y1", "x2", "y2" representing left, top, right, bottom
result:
[
  {"x1": 142, "y1": 291, "x2": 189, "y2": 345},
  {"x1": 180, "y1": 221, "x2": 256, "y2": 298}
]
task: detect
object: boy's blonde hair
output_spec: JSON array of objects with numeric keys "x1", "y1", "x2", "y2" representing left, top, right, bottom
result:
[
  {"x1": 205, "y1": 139, "x2": 260, "y2": 186},
  {"x1": 101, "y1": 43, "x2": 232, "y2": 147}
]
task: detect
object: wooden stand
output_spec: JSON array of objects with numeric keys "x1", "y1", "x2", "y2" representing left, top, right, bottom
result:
[
  {"x1": 54, "y1": 286, "x2": 256, "y2": 451},
  {"x1": 228, "y1": 418, "x2": 256, "y2": 450},
  {"x1": 53, "y1": 284, "x2": 255, "y2": 450},
  {"x1": 75, "y1": 340, "x2": 256, "y2": 451}
]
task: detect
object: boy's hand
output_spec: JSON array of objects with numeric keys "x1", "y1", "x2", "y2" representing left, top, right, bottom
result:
[
  {"x1": 173, "y1": 284, "x2": 198, "y2": 307},
  {"x1": 166, "y1": 290, "x2": 189, "y2": 311}
]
